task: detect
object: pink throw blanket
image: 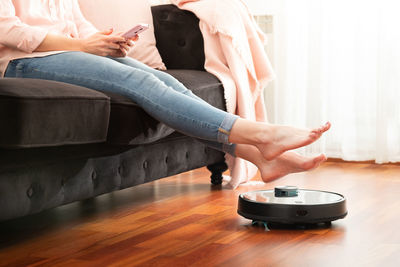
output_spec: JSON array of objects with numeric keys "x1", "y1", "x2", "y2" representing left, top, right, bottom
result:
[{"x1": 171, "y1": 0, "x2": 275, "y2": 188}]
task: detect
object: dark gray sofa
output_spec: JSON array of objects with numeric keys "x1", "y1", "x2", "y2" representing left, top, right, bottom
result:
[{"x1": 0, "y1": 4, "x2": 228, "y2": 222}]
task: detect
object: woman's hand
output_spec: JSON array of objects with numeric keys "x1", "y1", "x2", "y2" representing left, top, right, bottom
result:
[
  {"x1": 80, "y1": 29, "x2": 133, "y2": 57},
  {"x1": 34, "y1": 29, "x2": 138, "y2": 57},
  {"x1": 111, "y1": 34, "x2": 139, "y2": 57}
]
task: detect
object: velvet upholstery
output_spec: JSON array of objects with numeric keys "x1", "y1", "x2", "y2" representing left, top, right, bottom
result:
[
  {"x1": 152, "y1": 4, "x2": 205, "y2": 70},
  {"x1": 0, "y1": 4, "x2": 227, "y2": 222},
  {"x1": 0, "y1": 134, "x2": 224, "y2": 221},
  {"x1": 0, "y1": 78, "x2": 110, "y2": 148}
]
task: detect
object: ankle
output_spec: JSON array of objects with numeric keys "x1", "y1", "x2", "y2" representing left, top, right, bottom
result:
[
  {"x1": 228, "y1": 120, "x2": 273, "y2": 145},
  {"x1": 254, "y1": 123, "x2": 274, "y2": 144},
  {"x1": 228, "y1": 119, "x2": 256, "y2": 144}
]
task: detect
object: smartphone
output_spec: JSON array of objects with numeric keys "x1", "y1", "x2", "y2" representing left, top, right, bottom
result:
[{"x1": 121, "y1": 23, "x2": 149, "y2": 39}]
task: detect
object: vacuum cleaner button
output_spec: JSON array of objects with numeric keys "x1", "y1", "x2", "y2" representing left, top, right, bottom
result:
[
  {"x1": 275, "y1": 186, "x2": 298, "y2": 197},
  {"x1": 296, "y1": 210, "x2": 308, "y2": 216}
]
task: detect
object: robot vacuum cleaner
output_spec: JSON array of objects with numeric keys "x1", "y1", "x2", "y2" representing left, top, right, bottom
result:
[{"x1": 238, "y1": 186, "x2": 347, "y2": 226}]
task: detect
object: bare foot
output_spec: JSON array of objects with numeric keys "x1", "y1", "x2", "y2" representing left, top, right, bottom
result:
[
  {"x1": 234, "y1": 144, "x2": 327, "y2": 183},
  {"x1": 258, "y1": 151, "x2": 327, "y2": 183},
  {"x1": 256, "y1": 122, "x2": 331, "y2": 160}
]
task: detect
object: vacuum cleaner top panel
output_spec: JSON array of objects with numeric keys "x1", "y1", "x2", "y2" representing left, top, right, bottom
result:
[
  {"x1": 240, "y1": 190, "x2": 345, "y2": 206},
  {"x1": 238, "y1": 189, "x2": 348, "y2": 224}
]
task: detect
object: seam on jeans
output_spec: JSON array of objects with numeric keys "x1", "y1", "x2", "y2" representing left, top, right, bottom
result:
[
  {"x1": 218, "y1": 128, "x2": 230, "y2": 135},
  {"x1": 25, "y1": 66, "x2": 224, "y2": 139},
  {"x1": 217, "y1": 114, "x2": 239, "y2": 144}
]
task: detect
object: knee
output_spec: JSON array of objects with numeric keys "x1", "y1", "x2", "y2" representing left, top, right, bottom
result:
[
  {"x1": 130, "y1": 69, "x2": 159, "y2": 84},
  {"x1": 134, "y1": 71, "x2": 177, "y2": 95}
]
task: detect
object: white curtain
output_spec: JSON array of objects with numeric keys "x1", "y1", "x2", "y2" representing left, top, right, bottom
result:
[{"x1": 247, "y1": 0, "x2": 400, "y2": 163}]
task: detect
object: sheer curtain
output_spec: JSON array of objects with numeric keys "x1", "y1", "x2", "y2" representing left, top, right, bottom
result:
[{"x1": 247, "y1": 0, "x2": 400, "y2": 163}]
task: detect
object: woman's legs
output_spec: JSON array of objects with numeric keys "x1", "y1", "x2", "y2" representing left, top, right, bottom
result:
[
  {"x1": 5, "y1": 52, "x2": 238, "y2": 146},
  {"x1": 109, "y1": 57, "x2": 205, "y2": 103},
  {"x1": 5, "y1": 52, "x2": 330, "y2": 161},
  {"x1": 109, "y1": 57, "x2": 238, "y2": 155},
  {"x1": 109, "y1": 56, "x2": 332, "y2": 161},
  {"x1": 111, "y1": 57, "x2": 330, "y2": 180}
]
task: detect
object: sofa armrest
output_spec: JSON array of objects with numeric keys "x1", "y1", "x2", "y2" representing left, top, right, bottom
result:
[{"x1": 151, "y1": 4, "x2": 205, "y2": 70}]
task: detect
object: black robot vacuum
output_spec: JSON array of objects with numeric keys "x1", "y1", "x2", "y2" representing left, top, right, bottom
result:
[{"x1": 238, "y1": 186, "x2": 347, "y2": 226}]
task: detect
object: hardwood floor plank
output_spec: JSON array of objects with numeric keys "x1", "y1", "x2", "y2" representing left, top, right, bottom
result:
[
  {"x1": 1, "y1": 162, "x2": 400, "y2": 266},
  {"x1": 1, "y1": 256, "x2": 45, "y2": 267}
]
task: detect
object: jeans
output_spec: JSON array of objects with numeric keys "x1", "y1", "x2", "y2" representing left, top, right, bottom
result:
[{"x1": 5, "y1": 52, "x2": 238, "y2": 155}]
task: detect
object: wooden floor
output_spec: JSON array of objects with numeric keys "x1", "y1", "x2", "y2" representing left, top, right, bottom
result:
[{"x1": 1, "y1": 161, "x2": 400, "y2": 267}]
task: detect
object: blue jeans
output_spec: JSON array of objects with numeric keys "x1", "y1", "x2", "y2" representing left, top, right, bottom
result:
[{"x1": 5, "y1": 52, "x2": 238, "y2": 155}]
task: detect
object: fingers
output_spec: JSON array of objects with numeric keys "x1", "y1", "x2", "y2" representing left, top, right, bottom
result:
[
  {"x1": 95, "y1": 29, "x2": 137, "y2": 57},
  {"x1": 100, "y1": 29, "x2": 138, "y2": 43},
  {"x1": 106, "y1": 45, "x2": 128, "y2": 57},
  {"x1": 120, "y1": 42, "x2": 130, "y2": 51},
  {"x1": 118, "y1": 40, "x2": 135, "y2": 47},
  {"x1": 113, "y1": 40, "x2": 134, "y2": 57},
  {"x1": 110, "y1": 48, "x2": 127, "y2": 58},
  {"x1": 99, "y1": 49, "x2": 122, "y2": 58},
  {"x1": 100, "y1": 28, "x2": 114, "y2": 35},
  {"x1": 106, "y1": 41, "x2": 121, "y2": 50},
  {"x1": 107, "y1": 35, "x2": 126, "y2": 43},
  {"x1": 99, "y1": 29, "x2": 126, "y2": 43},
  {"x1": 130, "y1": 35, "x2": 139, "y2": 41}
]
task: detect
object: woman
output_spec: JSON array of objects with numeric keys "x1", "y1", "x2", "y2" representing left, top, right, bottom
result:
[{"x1": 0, "y1": 0, "x2": 330, "y2": 183}]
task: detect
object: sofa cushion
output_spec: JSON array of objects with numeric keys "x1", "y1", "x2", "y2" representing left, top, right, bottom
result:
[
  {"x1": 105, "y1": 69, "x2": 226, "y2": 145},
  {"x1": 0, "y1": 78, "x2": 110, "y2": 148}
]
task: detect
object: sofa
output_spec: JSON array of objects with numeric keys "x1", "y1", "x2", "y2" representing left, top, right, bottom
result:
[{"x1": 0, "y1": 4, "x2": 228, "y2": 222}]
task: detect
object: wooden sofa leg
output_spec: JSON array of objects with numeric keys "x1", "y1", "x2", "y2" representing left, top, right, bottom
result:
[{"x1": 207, "y1": 161, "x2": 228, "y2": 185}]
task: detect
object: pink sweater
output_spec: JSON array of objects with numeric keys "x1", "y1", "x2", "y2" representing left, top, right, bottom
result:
[{"x1": 0, "y1": 0, "x2": 98, "y2": 77}]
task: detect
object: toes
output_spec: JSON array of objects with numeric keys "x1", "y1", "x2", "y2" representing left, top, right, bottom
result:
[
  {"x1": 310, "y1": 131, "x2": 321, "y2": 140},
  {"x1": 313, "y1": 127, "x2": 324, "y2": 134},
  {"x1": 314, "y1": 154, "x2": 327, "y2": 163},
  {"x1": 322, "y1": 122, "x2": 331, "y2": 132},
  {"x1": 310, "y1": 155, "x2": 327, "y2": 169},
  {"x1": 312, "y1": 122, "x2": 331, "y2": 136}
]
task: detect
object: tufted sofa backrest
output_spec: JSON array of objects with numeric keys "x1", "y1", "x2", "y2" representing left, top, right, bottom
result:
[{"x1": 151, "y1": 4, "x2": 205, "y2": 70}]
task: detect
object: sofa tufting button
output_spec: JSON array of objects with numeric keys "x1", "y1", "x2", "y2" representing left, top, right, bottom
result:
[
  {"x1": 143, "y1": 161, "x2": 148, "y2": 169},
  {"x1": 91, "y1": 171, "x2": 97, "y2": 180},
  {"x1": 177, "y1": 39, "x2": 186, "y2": 47},
  {"x1": 186, "y1": 152, "x2": 189, "y2": 159},
  {"x1": 165, "y1": 157, "x2": 169, "y2": 163},
  {"x1": 161, "y1": 11, "x2": 169, "y2": 20},
  {"x1": 27, "y1": 187, "x2": 34, "y2": 198},
  {"x1": 118, "y1": 166, "x2": 123, "y2": 175},
  {"x1": 204, "y1": 148, "x2": 208, "y2": 154}
]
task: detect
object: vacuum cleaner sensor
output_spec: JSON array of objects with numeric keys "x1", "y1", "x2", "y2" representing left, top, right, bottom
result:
[{"x1": 238, "y1": 188, "x2": 347, "y2": 224}]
